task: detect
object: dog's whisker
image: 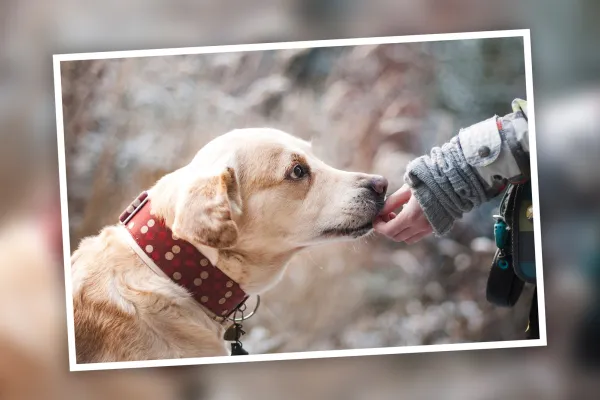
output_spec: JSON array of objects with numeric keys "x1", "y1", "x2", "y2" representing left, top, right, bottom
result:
[{"x1": 303, "y1": 248, "x2": 319, "y2": 268}]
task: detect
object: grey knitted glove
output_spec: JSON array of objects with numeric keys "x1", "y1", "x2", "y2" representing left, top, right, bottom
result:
[
  {"x1": 404, "y1": 101, "x2": 530, "y2": 236},
  {"x1": 404, "y1": 136, "x2": 491, "y2": 235}
]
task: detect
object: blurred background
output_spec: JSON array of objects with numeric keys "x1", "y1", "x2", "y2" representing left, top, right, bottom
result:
[{"x1": 1, "y1": 0, "x2": 599, "y2": 399}]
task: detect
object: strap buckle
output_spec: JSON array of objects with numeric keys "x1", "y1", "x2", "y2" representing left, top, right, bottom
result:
[{"x1": 119, "y1": 192, "x2": 149, "y2": 226}]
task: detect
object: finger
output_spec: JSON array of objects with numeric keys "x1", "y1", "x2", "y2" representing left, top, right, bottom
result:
[
  {"x1": 376, "y1": 194, "x2": 423, "y2": 236},
  {"x1": 393, "y1": 227, "x2": 418, "y2": 243},
  {"x1": 376, "y1": 204, "x2": 416, "y2": 237},
  {"x1": 404, "y1": 230, "x2": 432, "y2": 244},
  {"x1": 373, "y1": 215, "x2": 384, "y2": 225},
  {"x1": 379, "y1": 212, "x2": 397, "y2": 223},
  {"x1": 374, "y1": 217, "x2": 406, "y2": 238},
  {"x1": 387, "y1": 205, "x2": 414, "y2": 230},
  {"x1": 373, "y1": 218, "x2": 394, "y2": 236},
  {"x1": 378, "y1": 203, "x2": 418, "y2": 234},
  {"x1": 380, "y1": 184, "x2": 412, "y2": 216}
]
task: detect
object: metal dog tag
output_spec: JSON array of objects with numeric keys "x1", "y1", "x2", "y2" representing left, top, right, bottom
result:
[{"x1": 224, "y1": 323, "x2": 245, "y2": 341}]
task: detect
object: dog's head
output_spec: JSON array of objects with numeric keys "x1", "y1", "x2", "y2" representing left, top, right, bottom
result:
[{"x1": 167, "y1": 128, "x2": 387, "y2": 253}]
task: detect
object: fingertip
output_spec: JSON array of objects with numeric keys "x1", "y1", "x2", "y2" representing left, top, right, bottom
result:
[
  {"x1": 372, "y1": 219, "x2": 385, "y2": 232},
  {"x1": 381, "y1": 186, "x2": 412, "y2": 215},
  {"x1": 379, "y1": 212, "x2": 397, "y2": 223}
]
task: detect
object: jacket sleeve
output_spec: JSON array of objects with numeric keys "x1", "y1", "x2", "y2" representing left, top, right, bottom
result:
[{"x1": 403, "y1": 99, "x2": 530, "y2": 235}]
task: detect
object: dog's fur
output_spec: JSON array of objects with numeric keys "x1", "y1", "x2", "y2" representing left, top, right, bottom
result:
[{"x1": 72, "y1": 128, "x2": 386, "y2": 362}]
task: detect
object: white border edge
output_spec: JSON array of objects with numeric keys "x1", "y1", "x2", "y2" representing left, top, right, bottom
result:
[
  {"x1": 53, "y1": 55, "x2": 79, "y2": 371},
  {"x1": 522, "y1": 30, "x2": 547, "y2": 344},
  {"x1": 53, "y1": 29, "x2": 531, "y2": 62},
  {"x1": 70, "y1": 338, "x2": 546, "y2": 372},
  {"x1": 55, "y1": 29, "x2": 547, "y2": 373}
]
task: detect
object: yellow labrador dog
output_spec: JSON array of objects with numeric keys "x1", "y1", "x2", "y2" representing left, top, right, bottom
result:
[{"x1": 72, "y1": 128, "x2": 387, "y2": 362}]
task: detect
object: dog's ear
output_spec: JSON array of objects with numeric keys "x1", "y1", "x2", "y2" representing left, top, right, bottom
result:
[{"x1": 172, "y1": 167, "x2": 242, "y2": 249}]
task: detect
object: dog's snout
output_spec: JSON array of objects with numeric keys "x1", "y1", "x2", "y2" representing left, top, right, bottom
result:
[
  {"x1": 367, "y1": 175, "x2": 388, "y2": 195},
  {"x1": 370, "y1": 176, "x2": 388, "y2": 195}
]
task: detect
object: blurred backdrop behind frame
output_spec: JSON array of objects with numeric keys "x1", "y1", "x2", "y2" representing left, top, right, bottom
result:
[{"x1": 1, "y1": 0, "x2": 599, "y2": 399}]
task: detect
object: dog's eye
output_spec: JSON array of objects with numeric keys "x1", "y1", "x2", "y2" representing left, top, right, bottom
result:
[{"x1": 289, "y1": 164, "x2": 307, "y2": 180}]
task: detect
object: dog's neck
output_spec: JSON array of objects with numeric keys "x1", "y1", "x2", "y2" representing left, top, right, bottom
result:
[
  {"x1": 148, "y1": 179, "x2": 295, "y2": 295},
  {"x1": 214, "y1": 247, "x2": 297, "y2": 294}
]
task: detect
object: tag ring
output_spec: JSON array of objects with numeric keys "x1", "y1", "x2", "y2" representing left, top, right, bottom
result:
[{"x1": 230, "y1": 295, "x2": 260, "y2": 322}]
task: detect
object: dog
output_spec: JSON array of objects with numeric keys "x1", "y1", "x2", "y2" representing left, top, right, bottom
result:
[{"x1": 72, "y1": 128, "x2": 388, "y2": 362}]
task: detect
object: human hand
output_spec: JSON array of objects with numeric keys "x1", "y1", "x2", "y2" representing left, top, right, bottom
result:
[{"x1": 373, "y1": 184, "x2": 434, "y2": 244}]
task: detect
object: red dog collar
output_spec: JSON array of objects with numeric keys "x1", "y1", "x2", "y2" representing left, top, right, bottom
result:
[{"x1": 119, "y1": 192, "x2": 248, "y2": 323}]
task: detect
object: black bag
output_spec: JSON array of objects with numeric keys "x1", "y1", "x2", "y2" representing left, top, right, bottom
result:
[{"x1": 485, "y1": 180, "x2": 538, "y2": 339}]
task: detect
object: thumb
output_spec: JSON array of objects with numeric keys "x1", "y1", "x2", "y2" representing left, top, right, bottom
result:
[{"x1": 380, "y1": 184, "x2": 412, "y2": 215}]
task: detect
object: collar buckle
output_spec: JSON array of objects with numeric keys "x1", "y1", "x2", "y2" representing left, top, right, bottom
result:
[{"x1": 119, "y1": 192, "x2": 149, "y2": 226}]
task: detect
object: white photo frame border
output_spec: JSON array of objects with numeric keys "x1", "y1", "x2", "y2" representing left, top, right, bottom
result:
[{"x1": 53, "y1": 29, "x2": 546, "y2": 372}]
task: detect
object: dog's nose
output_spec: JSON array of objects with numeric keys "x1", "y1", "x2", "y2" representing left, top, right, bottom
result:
[{"x1": 369, "y1": 176, "x2": 388, "y2": 195}]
